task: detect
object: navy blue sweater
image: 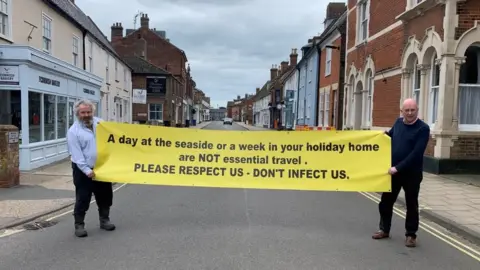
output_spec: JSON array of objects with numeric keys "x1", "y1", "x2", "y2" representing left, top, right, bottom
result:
[{"x1": 386, "y1": 117, "x2": 430, "y2": 174}]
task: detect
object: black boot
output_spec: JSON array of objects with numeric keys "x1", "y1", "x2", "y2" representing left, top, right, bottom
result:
[
  {"x1": 74, "y1": 214, "x2": 88, "y2": 237},
  {"x1": 99, "y1": 208, "x2": 116, "y2": 231}
]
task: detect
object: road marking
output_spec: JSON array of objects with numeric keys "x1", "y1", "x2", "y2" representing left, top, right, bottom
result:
[
  {"x1": 0, "y1": 183, "x2": 127, "y2": 239},
  {"x1": 359, "y1": 191, "x2": 480, "y2": 262}
]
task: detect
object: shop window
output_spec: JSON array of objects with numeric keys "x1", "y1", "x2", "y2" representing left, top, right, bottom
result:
[
  {"x1": 28, "y1": 92, "x2": 41, "y2": 143},
  {"x1": 44, "y1": 94, "x2": 55, "y2": 141},
  {"x1": 68, "y1": 100, "x2": 75, "y2": 128},
  {"x1": 57, "y1": 96, "x2": 68, "y2": 139}
]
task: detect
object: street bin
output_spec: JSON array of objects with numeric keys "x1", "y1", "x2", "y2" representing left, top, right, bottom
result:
[
  {"x1": 185, "y1": 120, "x2": 190, "y2": 128},
  {"x1": 192, "y1": 119, "x2": 197, "y2": 126}
]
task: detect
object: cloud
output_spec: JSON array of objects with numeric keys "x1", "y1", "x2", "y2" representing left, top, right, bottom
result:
[{"x1": 75, "y1": 0, "x2": 334, "y2": 107}]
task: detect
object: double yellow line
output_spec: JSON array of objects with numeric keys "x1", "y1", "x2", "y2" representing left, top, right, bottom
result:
[{"x1": 359, "y1": 191, "x2": 480, "y2": 262}]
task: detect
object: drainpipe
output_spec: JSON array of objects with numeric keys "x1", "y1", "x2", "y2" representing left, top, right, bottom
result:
[
  {"x1": 315, "y1": 41, "x2": 321, "y2": 127},
  {"x1": 294, "y1": 63, "x2": 301, "y2": 129},
  {"x1": 82, "y1": 30, "x2": 87, "y2": 70}
]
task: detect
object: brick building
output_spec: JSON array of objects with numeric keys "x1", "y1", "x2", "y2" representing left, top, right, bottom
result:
[
  {"x1": 317, "y1": 4, "x2": 347, "y2": 130},
  {"x1": 110, "y1": 14, "x2": 194, "y2": 126},
  {"x1": 123, "y1": 56, "x2": 184, "y2": 126},
  {"x1": 226, "y1": 101, "x2": 234, "y2": 118},
  {"x1": 344, "y1": 0, "x2": 480, "y2": 174}
]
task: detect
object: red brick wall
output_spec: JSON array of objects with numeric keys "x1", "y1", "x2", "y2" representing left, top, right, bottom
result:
[
  {"x1": 131, "y1": 75, "x2": 183, "y2": 123},
  {"x1": 372, "y1": 74, "x2": 402, "y2": 127},
  {"x1": 456, "y1": 0, "x2": 480, "y2": 39},
  {"x1": 405, "y1": 5, "x2": 444, "y2": 39}
]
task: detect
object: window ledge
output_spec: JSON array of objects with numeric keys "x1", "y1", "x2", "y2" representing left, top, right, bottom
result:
[
  {"x1": 0, "y1": 35, "x2": 13, "y2": 44},
  {"x1": 396, "y1": 0, "x2": 444, "y2": 22}
]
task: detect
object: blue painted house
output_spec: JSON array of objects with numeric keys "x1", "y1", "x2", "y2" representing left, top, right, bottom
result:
[{"x1": 296, "y1": 40, "x2": 319, "y2": 127}]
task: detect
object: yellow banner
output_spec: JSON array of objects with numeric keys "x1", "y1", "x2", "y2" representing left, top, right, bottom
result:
[{"x1": 94, "y1": 122, "x2": 392, "y2": 192}]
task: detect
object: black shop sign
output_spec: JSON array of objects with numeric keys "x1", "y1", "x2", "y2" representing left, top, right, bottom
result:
[
  {"x1": 39, "y1": 76, "x2": 60, "y2": 87},
  {"x1": 83, "y1": 88, "x2": 95, "y2": 95},
  {"x1": 146, "y1": 77, "x2": 166, "y2": 94}
]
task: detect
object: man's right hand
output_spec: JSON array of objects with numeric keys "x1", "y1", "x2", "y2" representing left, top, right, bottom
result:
[{"x1": 87, "y1": 171, "x2": 95, "y2": 178}]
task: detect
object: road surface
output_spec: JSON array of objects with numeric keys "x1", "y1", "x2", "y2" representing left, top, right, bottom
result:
[{"x1": 0, "y1": 121, "x2": 479, "y2": 269}]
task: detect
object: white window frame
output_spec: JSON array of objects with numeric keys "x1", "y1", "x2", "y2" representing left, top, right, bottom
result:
[
  {"x1": 356, "y1": 0, "x2": 370, "y2": 44},
  {"x1": 0, "y1": 0, "x2": 12, "y2": 41},
  {"x1": 333, "y1": 90, "x2": 338, "y2": 128},
  {"x1": 148, "y1": 103, "x2": 163, "y2": 121},
  {"x1": 88, "y1": 39, "x2": 93, "y2": 73},
  {"x1": 42, "y1": 13, "x2": 52, "y2": 54},
  {"x1": 115, "y1": 60, "x2": 118, "y2": 81},
  {"x1": 325, "y1": 48, "x2": 332, "y2": 76},
  {"x1": 106, "y1": 52, "x2": 110, "y2": 83},
  {"x1": 72, "y1": 35, "x2": 79, "y2": 66},
  {"x1": 365, "y1": 70, "x2": 374, "y2": 127},
  {"x1": 324, "y1": 91, "x2": 330, "y2": 127},
  {"x1": 413, "y1": 64, "x2": 421, "y2": 104},
  {"x1": 429, "y1": 55, "x2": 440, "y2": 126},
  {"x1": 318, "y1": 92, "x2": 324, "y2": 126}
]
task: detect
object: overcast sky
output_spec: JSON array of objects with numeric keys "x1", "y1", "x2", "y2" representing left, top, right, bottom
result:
[{"x1": 76, "y1": 0, "x2": 336, "y2": 108}]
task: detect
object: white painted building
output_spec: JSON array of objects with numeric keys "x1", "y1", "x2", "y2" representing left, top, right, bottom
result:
[
  {"x1": 253, "y1": 83, "x2": 271, "y2": 128},
  {"x1": 0, "y1": 0, "x2": 110, "y2": 170},
  {"x1": 282, "y1": 69, "x2": 299, "y2": 130}
]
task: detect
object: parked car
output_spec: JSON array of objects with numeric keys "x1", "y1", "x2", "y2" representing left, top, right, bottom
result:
[{"x1": 223, "y1": 118, "x2": 233, "y2": 125}]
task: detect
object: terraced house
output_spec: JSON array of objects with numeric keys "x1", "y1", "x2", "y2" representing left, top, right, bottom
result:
[
  {"x1": 344, "y1": 0, "x2": 480, "y2": 174},
  {"x1": 0, "y1": 0, "x2": 132, "y2": 171}
]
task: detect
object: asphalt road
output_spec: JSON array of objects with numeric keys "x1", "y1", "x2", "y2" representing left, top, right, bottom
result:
[{"x1": 0, "y1": 121, "x2": 479, "y2": 269}]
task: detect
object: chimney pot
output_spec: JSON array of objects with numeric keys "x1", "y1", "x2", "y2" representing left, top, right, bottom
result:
[{"x1": 140, "y1": 13, "x2": 149, "y2": 28}]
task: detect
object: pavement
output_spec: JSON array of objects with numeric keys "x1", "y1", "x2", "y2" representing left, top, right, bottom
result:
[
  {"x1": 0, "y1": 121, "x2": 479, "y2": 269},
  {"x1": 0, "y1": 121, "x2": 212, "y2": 231}
]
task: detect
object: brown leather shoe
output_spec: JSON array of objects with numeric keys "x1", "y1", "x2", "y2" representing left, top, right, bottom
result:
[
  {"x1": 372, "y1": 230, "x2": 390, "y2": 239},
  {"x1": 405, "y1": 236, "x2": 416, "y2": 247}
]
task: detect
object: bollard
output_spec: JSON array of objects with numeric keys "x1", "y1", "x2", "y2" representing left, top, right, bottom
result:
[{"x1": 0, "y1": 125, "x2": 20, "y2": 188}]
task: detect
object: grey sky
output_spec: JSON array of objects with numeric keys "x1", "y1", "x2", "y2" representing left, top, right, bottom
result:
[{"x1": 76, "y1": 0, "x2": 334, "y2": 107}]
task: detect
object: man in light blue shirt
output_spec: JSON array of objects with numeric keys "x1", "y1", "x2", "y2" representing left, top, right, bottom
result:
[{"x1": 67, "y1": 99, "x2": 116, "y2": 238}]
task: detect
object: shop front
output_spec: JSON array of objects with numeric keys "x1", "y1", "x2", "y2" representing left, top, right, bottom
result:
[{"x1": 0, "y1": 45, "x2": 102, "y2": 171}]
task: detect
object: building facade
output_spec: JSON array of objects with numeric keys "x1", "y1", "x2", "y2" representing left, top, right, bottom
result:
[
  {"x1": 296, "y1": 40, "x2": 320, "y2": 127},
  {"x1": 344, "y1": 0, "x2": 480, "y2": 174},
  {"x1": 125, "y1": 56, "x2": 184, "y2": 126},
  {"x1": 0, "y1": 0, "x2": 122, "y2": 170},
  {"x1": 317, "y1": 6, "x2": 347, "y2": 130},
  {"x1": 111, "y1": 13, "x2": 191, "y2": 126},
  {"x1": 253, "y1": 83, "x2": 271, "y2": 128},
  {"x1": 209, "y1": 108, "x2": 227, "y2": 121},
  {"x1": 282, "y1": 68, "x2": 299, "y2": 130}
]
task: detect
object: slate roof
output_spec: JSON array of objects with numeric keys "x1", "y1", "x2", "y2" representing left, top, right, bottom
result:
[
  {"x1": 255, "y1": 80, "x2": 271, "y2": 101},
  {"x1": 122, "y1": 56, "x2": 169, "y2": 75},
  {"x1": 45, "y1": 0, "x2": 131, "y2": 69}
]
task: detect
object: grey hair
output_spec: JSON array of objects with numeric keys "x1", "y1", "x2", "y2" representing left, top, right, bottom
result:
[{"x1": 74, "y1": 99, "x2": 96, "y2": 116}]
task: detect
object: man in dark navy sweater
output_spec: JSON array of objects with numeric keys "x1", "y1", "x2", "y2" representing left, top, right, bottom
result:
[{"x1": 372, "y1": 98, "x2": 430, "y2": 248}]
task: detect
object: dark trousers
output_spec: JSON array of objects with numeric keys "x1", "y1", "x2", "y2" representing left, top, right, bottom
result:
[
  {"x1": 72, "y1": 163, "x2": 113, "y2": 222},
  {"x1": 378, "y1": 173, "x2": 422, "y2": 238}
]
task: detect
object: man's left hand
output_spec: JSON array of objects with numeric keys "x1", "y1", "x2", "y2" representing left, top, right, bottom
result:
[{"x1": 388, "y1": 167, "x2": 397, "y2": 175}]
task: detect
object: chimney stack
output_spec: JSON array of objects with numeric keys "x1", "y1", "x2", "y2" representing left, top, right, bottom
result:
[
  {"x1": 237, "y1": 95, "x2": 240, "y2": 100},
  {"x1": 270, "y1": 64, "x2": 278, "y2": 81},
  {"x1": 110, "y1": 22, "x2": 123, "y2": 43},
  {"x1": 256, "y1": 87, "x2": 260, "y2": 93},
  {"x1": 290, "y1": 48, "x2": 298, "y2": 66},
  {"x1": 140, "y1": 14, "x2": 149, "y2": 28},
  {"x1": 280, "y1": 61, "x2": 288, "y2": 72}
]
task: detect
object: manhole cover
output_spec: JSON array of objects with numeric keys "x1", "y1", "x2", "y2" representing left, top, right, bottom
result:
[{"x1": 23, "y1": 220, "x2": 58, "y2": 230}]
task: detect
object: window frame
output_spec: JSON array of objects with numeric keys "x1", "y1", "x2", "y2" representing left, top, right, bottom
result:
[
  {"x1": 0, "y1": 0, "x2": 12, "y2": 41},
  {"x1": 42, "y1": 13, "x2": 53, "y2": 54}
]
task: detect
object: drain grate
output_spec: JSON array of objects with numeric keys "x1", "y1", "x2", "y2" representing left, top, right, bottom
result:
[{"x1": 23, "y1": 220, "x2": 58, "y2": 230}]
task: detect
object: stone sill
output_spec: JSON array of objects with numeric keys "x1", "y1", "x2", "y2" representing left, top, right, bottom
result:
[{"x1": 396, "y1": 0, "x2": 444, "y2": 22}]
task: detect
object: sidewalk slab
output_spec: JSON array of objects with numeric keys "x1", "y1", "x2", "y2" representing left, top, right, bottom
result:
[
  {"x1": 374, "y1": 172, "x2": 480, "y2": 245},
  {"x1": 190, "y1": 121, "x2": 212, "y2": 129},
  {"x1": 235, "y1": 122, "x2": 271, "y2": 131},
  {"x1": 0, "y1": 159, "x2": 77, "y2": 230}
]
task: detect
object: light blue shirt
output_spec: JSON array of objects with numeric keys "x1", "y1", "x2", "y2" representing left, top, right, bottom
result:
[{"x1": 67, "y1": 117, "x2": 102, "y2": 175}]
